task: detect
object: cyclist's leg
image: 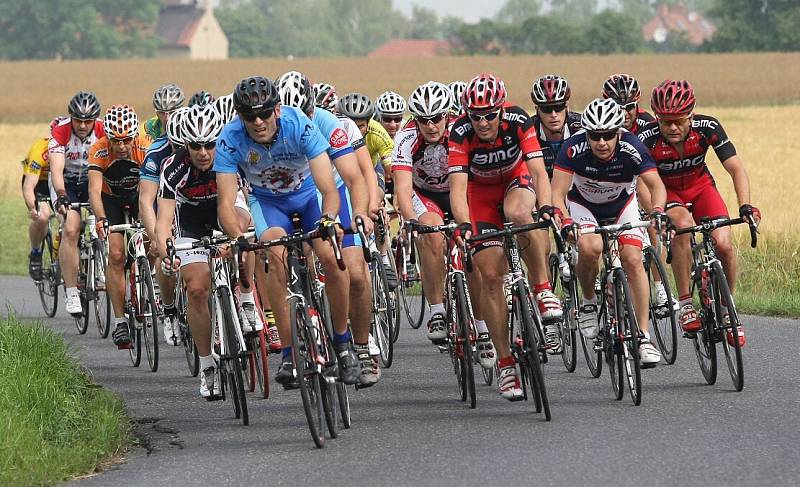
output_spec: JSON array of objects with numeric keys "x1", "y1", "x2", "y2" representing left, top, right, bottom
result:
[
  {"x1": 103, "y1": 195, "x2": 129, "y2": 322},
  {"x1": 26, "y1": 179, "x2": 50, "y2": 251},
  {"x1": 234, "y1": 192, "x2": 259, "y2": 329},
  {"x1": 690, "y1": 186, "x2": 735, "y2": 291},
  {"x1": 569, "y1": 199, "x2": 603, "y2": 337}
]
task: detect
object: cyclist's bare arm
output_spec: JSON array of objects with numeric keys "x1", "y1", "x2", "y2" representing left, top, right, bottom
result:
[
  {"x1": 216, "y1": 173, "x2": 241, "y2": 238},
  {"x1": 639, "y1": 170, "x2": 667, "y2": 211},
  {"x1": 88, "y1": 169, "x2": 106, "y2": 220},
  {"x1": 355, "y1": 145, "x2": 381, "y2": 214},
  {"x1": 550, "y1": 168, "x2": 572, "y2": 219},
  {"x1": 526, "y1": 155, "x2": 552, "y2": 209},
  {"x1": 333, "y1": 151, "x2": 369, "y2": 219},
  {"x1": 448, "y1": 172, "x2": 470, "y2": 225},
  {"x1": 309, "y1": 153, "x2": 341, "y2": 219},
  {"x1": 22, "y1": 173, "x2": 39, "y2": 212},
  {"x1": 720, "y1": 155, "x2": 752, "y2": 208},
  {"x1": 138, "y1": 180, "x2": 159, "y2": 246},
  {"x1": 49, "y1": 151, "x2": 67, "y2": 197},
  {"x1": 394, "y1": 168, "x2": 416, "y2": 221},
  {"x1": 155, "y1": 197, "x2": 177, "y2": 259}
]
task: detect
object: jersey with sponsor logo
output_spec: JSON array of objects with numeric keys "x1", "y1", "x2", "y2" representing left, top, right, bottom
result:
[
  {"x1": 214, "y1": 106, "x2": 330, "y2": 197},
  {"x1": 22, "y1": 138, "x2": 51, "y2": 182},
  {"x1": 392, "y1": 119, "x2": 450, "y2": 193},
  {"x1": 637, "y1": 114, "x2": 736, "y2": 191},
  {"x1": 532, "y1": 111, "x2": 582, "y2": 179},
  {"x1": 631, "y1": 108, "x2": 655, "y2": 134},
  {"x1": 311, "y1": 107, "x2": 355, "y2": 188},
  {"x1": 87, "y1": 133, "x2": 151, "y2": 198},
  {"x1": 555, "y1": 130, "x2": 656, "y2": 216},
  {"x1": 140, "y1": 134, "x2": 172, "y2": 184},
  {"x1": 159, "y1": 148, "x2": 219, "y2": 237},
  {"x1": 448, "y1": 104, "x2": 543, "y2": 185},
  {"x1": 365, "y1": 118, "x2": 394, "y2": 171},
  {"x1": 48, "y1": 118, "x2": 105, "y2": 184}
]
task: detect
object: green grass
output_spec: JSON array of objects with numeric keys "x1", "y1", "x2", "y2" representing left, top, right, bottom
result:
[
  {"x1": 0, "y1": 199, "x2": 30, "y2": 275},
  {"x1": 0, "y1": 315, "x2": 130, "y2": 486}
]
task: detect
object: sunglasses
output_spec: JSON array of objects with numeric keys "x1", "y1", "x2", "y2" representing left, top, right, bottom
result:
[
  {"x1": 110, "y1": 136, "x2": 133, "y2": 145},
  {"x1": 537, "y1": 103, "x2": 567, "y2": 114},
  {"x1": 467, "y1": 109, "x2": 501, "y2": 122},
  {"x1": 418, "y1": 113, "x2": 446, "y2": 125},
  {"x1": 657, "y1": 116, "x2": 691, "y2": 126},
  {"x1": 621, "y1": 102, "x2": 637, "y2": 112},
  {"x1": 239, "y1": 108, "x2": 275, "y2": 123},
  {"x1": 188, "y1": 141, "x2": 217, "y2": 151},
  {"x1": 381, "y1": 115, "x2": 404, "y2": 124},
  {"x1": 74, "y1": 118, "x2": 95, "y2": 125},
  {"x1": 587, "y1": 131, "x2": 618, "y2": 142}
]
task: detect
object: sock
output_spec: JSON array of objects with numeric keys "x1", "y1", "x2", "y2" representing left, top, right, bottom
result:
[
  {"x1": 381, "y1": 253, "x2": 390, "y2": 265},
  {"x1": 66, "y1": 287, "x2": 79, "y2": 298},
  {"x1": 533, "y1": 281, "x2": 551, "y2": 294},
  {"x1": 475, "y1": 319, "x2": 489, "y2": 334},
  {"x1": 281, "y1": 347, "x2": 292, "y2": 361},
  {"x1": 582, "y1": 296, "x2": 598, "y2": 307},
  {"x1": 114, "y1": 316, "x2": 127, "y2": 325},
  {"x1": 430, "y1": 303, "x2": 445, "y2": 316},
  {"x1": 333, "y1": 329, "x2": 352, "y2": 345},
  {"x1": 641, "y1": 331, "x2": 651, "y2": 341},
  {"x1": 656, "y1": 281, "x2": 666, "y2": 293},
  {"x1": 199, "y1": 354, "x2": 215, "y2": 370},
  {"x1": 30, "y1": 247, "x2": 42, "y2": 255},
  {"x1": 498, "y1": 356, "x2": 515, "y2": 369},
  {"x1": 239, "y1": 291, "x2": 254, "y2": 303}
]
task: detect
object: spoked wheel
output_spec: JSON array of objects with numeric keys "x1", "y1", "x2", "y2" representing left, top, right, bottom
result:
[
  {"x1": 549, "y1": 253, "x2": 577, "y2": 373},
  {"x1": 247, "y1": 330, "x2": 270, "y2": 398},
  {"x1": 712, "y1": 262, "x2": 744, "y2": 391},
  {"x1": 644, "y1": 247, "x2": 677, "y2": 365},
  {"x1": 385, "y1": 254, "x2": 402, "y2": 344},
  {"x1": 140, "y1": 259, "x2": 160, "y2": 373},
  {"x1": 372, "y1": 255, "x2": 394, "y2": 368},
  {"x1": 218, "y1": 287, "x2": 248, "y2": 425},
  {"x1": 516, "y1": 285, "x2": 551, "y2": 420},
  {"x1": 128, "y1": 312, "x2": 142, "y2": 367},
  {"x1": 75, "y1": 256, "x2": 90, "y2": 334},
  {"x1": 93, "y1": 242, "x2": 111, "y2": 338},
  {"x1": 454, "y1": 275, "x2": 476, "y2": 408},
  {"x1": 691, "y1": 279, "x2": 717, "y2": 385},
  {"x1": 397, "y1": 242, "x2": 426, "y2": 329},
  {"x1": 613, "y1": 269, "x2": 642, "y2": 406},
  {"x1": 336, "y1": 382, "x2": 351, "y2": 429},
  {"x1": 289, "y1": 297, "x2": 325, "y2": 448},
  {"x1": 37, "y1": 232, "x2": 59, "y2": 317},
  {"x1": 580, "y1": 328, "x2": 602, "y2": 378},
  {"x1": 177, "y1": 284, "x2": 199, "y2": 377}
]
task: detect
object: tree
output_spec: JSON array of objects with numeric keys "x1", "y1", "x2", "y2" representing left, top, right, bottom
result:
[
  {"x1": 544, "y1": 0, "x2": 599, "y2": 23},
  {"x1": 583, "y1": 10, "x2": 642, "y2": 54},
  {"x1": 407, "y1": 6, "x2": 441, "y2": 39},
  {"x1": 704, "y1": 0, "x2": 800, "y2": 52},
  {"x1": 495, "y1": 0, "x2": 542, "y2": 24},
  {"x1": 512, "y1": 14, "x2": 587, "y2": 54}
]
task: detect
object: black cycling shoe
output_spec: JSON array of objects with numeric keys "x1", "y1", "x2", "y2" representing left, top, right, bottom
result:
[
  {"x1": 112, "y1": 322, "x2": 132, "y2": 349},
  {"x1": 334, "y1": 342, "x2": 361, "y2": 385},
  {"x1": 28, "y1": 251, "x2": 43, "y2": 281},
  {"x1": 275, "y1": 360, "x2": 299, "y2": 390},
  {"x1": 383, "y1": 261, "x2": 398, "y2": 291}
]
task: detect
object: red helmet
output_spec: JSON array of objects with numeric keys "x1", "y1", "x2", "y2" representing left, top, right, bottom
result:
[
  {"x1": 463, "y1": 73, "x2": 507, "y2": 111},
  {"x1": 650, "y1": 79, "x2": 696, "y2": 116}
]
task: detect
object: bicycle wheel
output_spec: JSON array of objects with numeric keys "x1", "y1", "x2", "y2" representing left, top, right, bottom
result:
[
  {"x1": 549, "y1": 253, "x2": 577, "y2": 373},
  {"x1": 127, "y1": 310, "x2": 142, "y2": 367},
  {"x1": 396, "y1": 243, "x2": 426, "y2": 329},
  {"x1": 175, "y1": 282, "x2": 199, "y2": 376},
  {"x1": 140, "y1": 258, "x2": 160, "y2": 372},
  {"x1": 37, "y1": 231, "x2": 59, "y2": 317},
  {"x1": 454, "y1": 274, "x2": 476, "y2": 409},
  {"x1": 289, "y1": 296, "x2": 325, "y2": 448},
  {"x1": 217, "y1": 286, "x2": 249, "y2": 425},
  {"x1": 644, "y1": 247, "x2": 677, "y2": 365},
  {"x1": 93, "y1": 241, "x2": 111, "y2": 338},
  {"x1": 712, "y1": 261, "x2": 744, "y2": 391},
  {"x1": 372, "y1": 254, "x2": 394, "y2": 368},
  {"x1": 613, "y1": 268, "x2": 642, "y2": 406},
  {"x1": 691, "y1": 276, "x2": 717, "y2": 385},
  {"x1": 74, "y1": 247, "x2": 90, "y2": 334},
  {"x1": 515, "y1": 284, "x2": 551, "y2": 420}
]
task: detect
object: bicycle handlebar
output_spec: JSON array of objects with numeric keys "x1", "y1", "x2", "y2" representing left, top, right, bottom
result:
[
  {"x1": 578, "y1": 220, "x2": 651, "y2": 236},
  {"x1": 468, "y1": 220, "x2": 552, "y2": 244},
  {"x1": 666, "y1": 216, "x2": 758, "y2": 264}
]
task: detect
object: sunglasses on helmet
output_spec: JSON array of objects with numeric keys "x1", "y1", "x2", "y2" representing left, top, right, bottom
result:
[
  {"x1": 188, "y1": 141, "x2": 217, "y2": 151},
  {"x1": 239, "y1": 107, "x2": 275, "y2": 123},
  {"x1": 467, "y1": 109, "x2": 501, "y2": 122},
  {"x1": 587, "y1": 130, "x2": 618, "y2": 142}
]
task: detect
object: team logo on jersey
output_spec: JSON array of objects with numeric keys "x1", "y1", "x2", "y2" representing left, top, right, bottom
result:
[
  {"x1": 95, "y1": 149, "x2": 109, "y2": 159},
  {"x1": 246, "y1": 149, "x2": 261, "y2": 165},
  {"x1": 261, "y1": 166, "x2": 298, "y2": 191},
  {"x1": 329, "y1": 127, "x2": 349, "y2": 149}
]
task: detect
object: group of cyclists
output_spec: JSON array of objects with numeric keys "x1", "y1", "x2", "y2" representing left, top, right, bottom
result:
[{"x1": 21, "y1": 68, "x2": 760, "y2": 407}]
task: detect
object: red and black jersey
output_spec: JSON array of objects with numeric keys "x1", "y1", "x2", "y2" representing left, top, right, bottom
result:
[
  {"x1": 448, "y1": 104, "x2": 543, "y2": 185},
  {"x1": 630, "y1": 109, "x2": 655, "y2": 135},
  {"x1": 531, "y1": 111, "x2": 582, "y2": 179},
  {"x1": 637, "y1": 114, "x2": 737, "y2": 191}
]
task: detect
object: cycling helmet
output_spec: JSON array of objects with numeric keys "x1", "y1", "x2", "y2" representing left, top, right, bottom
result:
[
  {"x1": 233, "y1": 76, "x2": 280, "y2": 112},
  {"x1": 152, "y1": 83, "x2": 185, "y2": 112},
  {"x1": 376, "y1": 91, "x2": 406, "y2": 116},
  {"x1": 531, "y1": 75, "x2": 571, "y2": 105},
  {"x1": 602, "y1": 74, "x2": 641, "y2": 104},
  {"x1": 68, "y1": 91, "x2": 101, "y2": 119},
  {"x1": 212, "y1": 93, "x2": 236, "y2": 124},
  {"x1": 182, "y1": 105, "x2": 224, "y2": 144},
  {"x1": 407, "y1": 82, "x2": 452, "y2": 118},
  {"x1": 277, "y1": 71, "x2": 315, "y2": 114},
  {"x1": 313, "y1": 83, "x2": 338, "y2": 112},
  {"x1": 448, "y1": 81, "x2": 467, "y2": 113},
  {"x1": 166, "y1": 106, "x2": 190, "y2": 146},
  {"x1": 188, "y1": 90, "x2": 215, "y2": 107},
  {"x1": 50, "y1": 115, "x2": 69, "y2": 132},
  {"x1": 581, "y1": 98, "x2": 624, "y2": 132},
  {"x1": 337, "y1": 93, "x2": 375, "y2": 120},
  {"x1": 650, "y1": 79, "x2": 696, "y2": 116},
  {"x1": 103, "y1": 104, "x2": 139, "y2": 138},
  {"x1": 463, "y1": 73, "x2": 506, "y2": 111}
]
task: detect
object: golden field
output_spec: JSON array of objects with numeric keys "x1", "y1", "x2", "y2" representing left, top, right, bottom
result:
[{"x1": 1, "y1": 53, "x2": 800, "y2": 122}]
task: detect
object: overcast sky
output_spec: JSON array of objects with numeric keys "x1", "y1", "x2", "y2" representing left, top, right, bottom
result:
[{"x1": 393, "y1": 0, "x2": 502, "y2": 22}]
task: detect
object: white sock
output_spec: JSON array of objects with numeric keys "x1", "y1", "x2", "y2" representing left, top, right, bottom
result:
[
  {"x1": 641, "y1": 331, "x2": 651, "y2": 341},
  {"x1": 582, "y1": 296, "x2": 597, "y2": 307},
  {"x1": 381, "y1": 253, "x2": 390, "y2": 265},
  {"x1": 239, "y1": 291, "x2": 254, "y2": 303},
  {"x1": 656, "y1": 281, "x2": 666, "y2": 293},
  {"x1": 430, "y1": 303, "x2": 445, "y2": 316},
  {"x1": 199, "y1": 354, "x2": 216, "y2": 370},
  {"x1": 114, "y1": 316, "x2": 127, "y2": 325},
  {"x1": 475, "y1": 319, "x2": 488, "y2": 334},
  {"x1": 66, "y1": 287, "x2": 79, "y2": 298}
]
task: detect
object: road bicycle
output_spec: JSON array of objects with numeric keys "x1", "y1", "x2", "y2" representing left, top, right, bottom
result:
[
  {"x1": 33, "y1": 196, "x2": 61, "y2": 317},
  {"x1": 69, "y1": 202, "x2": 110, "y2": 337},
  {"x1": 393, "y1": 216, "x2": 426, "y2": 330},
  {"x1": 643, "y1": 227, "x2": 679, "y2": 365},
  {"x1": 548, "y1": 221, "x2": 579, "y2": 373}
]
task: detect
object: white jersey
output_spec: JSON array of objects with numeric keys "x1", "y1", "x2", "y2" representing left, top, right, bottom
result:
[
  {"x1": 48, "y1": 117, "x2": 105, "y2": 184},
  {"x1": 391, "y1": 121, "x2": 450, "y2": 193}
]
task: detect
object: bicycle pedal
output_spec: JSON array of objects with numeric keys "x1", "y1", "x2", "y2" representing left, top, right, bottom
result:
[
  {"x1": 640, "y1": 362, "x2": 657, "y2": 370},
  {"x1": 682, "y1": 331, "x2": 697, "y2": 339}
]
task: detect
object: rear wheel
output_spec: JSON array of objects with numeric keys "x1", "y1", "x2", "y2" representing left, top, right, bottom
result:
[
  {"x1": 644, "y1": 247, "x2": 677, "y2": 364},
  {"x1": 549, "y1": 253, "x2": 577, "y2": 373},
  {"x1": 712, "y1": 262, "x2": 744, "y2": 391}
]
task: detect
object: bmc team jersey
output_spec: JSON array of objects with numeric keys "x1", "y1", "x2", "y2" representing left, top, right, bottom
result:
[
  {"x1": 631, "y1": 109, "x2": 655, "y2": 134},
  {"x1": 48, "y1": 118, "x2": 105, "y2": 185},
  {"x1": 87, "y1": 133, "x2": 152, "y2": 198},
  {"x1": 555, "y1": 130, "x2": 657, "y2": 221},
  {"x1": 140, "y1": 134, "x2": 173, "y2": 184},
  {"x1": 214, "y1": 105, "x2": 330, "y2": 198},
  {"x1": 392, "y1": 119, "x2": 450, "y2": 194},
  {"x1": 532, "y1": 111, "x2": 582, "y2": 179},
  {"x1": 22, "y1": 138, "x2": 51, "y2": 182},
  {"x1": 448, "y1": 104, "x2": 544, "y2": 186}
]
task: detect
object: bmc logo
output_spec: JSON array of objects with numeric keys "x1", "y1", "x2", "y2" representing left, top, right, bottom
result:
[
  {"x1": 329, "y1": 127, "x2": 349, "y2": 149},
  {"x1": 472, "y1": 145, "x2": 519, "y2": 165},
  {"x1": 454, "y1": 124, "x2": 472, "y2": 137},
  {"x1": 660, "y1": 154, "x2": 705, "y2": 171},
  {"x1": 503, "y1": 112, "x2": 526, "y2": 124},
  {"x1": 693, "y1": 118, "x2": 718, "y2": 130}
]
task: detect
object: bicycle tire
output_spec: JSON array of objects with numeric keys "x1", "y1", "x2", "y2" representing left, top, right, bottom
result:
[
  {"x1": 316, "y1": 286, "x2": 349, "y2": 428},
  {"x1": 549, "y1": 253, "x2": 578, "y2": 373},
  {"x1": 93, "y1": 241, "x2": 111, "y2": 338},
  {"x1": 140, "y1": 258, "x2": 160, "y2": 373},
  {"x1": 372, "y1": 253, "x2": 394, "y2": 368},
  {"x1": 176, "y1": 282, "x2": 199, "y2": 376},
  {"x1": 289, "y1": 296, "x2": 325, "y2": 448},
  {"x1": 385, "y1": 251, "x2": 402, "y2": 344},
  {"x1": 644, "y1": 247, "x2": 677, "y2": 365},
  {"x1": 397, "y1": 243, "x2": 426, "y2": 329},
  {"x1": 218, "y1": 286, "x2": 249, "y2": 425},
  {"x1": 74, "y1": 245, "x2": 90, "y2": 334},
  {"x1": 712, "y1": 261, "x2": 744, "y2": 391},
  {"x1": 613, "y1": 268, "x2": 642, "y2": 406},
  {"x1": 580, "y1": 331, "x2": 602, "y2": 378},
  {"x1": 37, "y1": 231, "x2": 58, "y2": 317},
  {"x1": 515, "y1": 284, "x2": 551, "y2": 420},
  {"x1": 454, "y1": 275, "x2": 476, "y2": 409},
  {"x1": 691, "y1": 272, "x2": 717, "y2": 385},
  {"x1": 128, "y1": 311, "x2": 142, "y2": 368}
]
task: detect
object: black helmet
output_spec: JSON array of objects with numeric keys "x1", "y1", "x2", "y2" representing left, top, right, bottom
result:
[
  {"x1": 68, "y1": 91, "x2": 101, "y2": 119},
  {"x1": 188, "y1": 90, "x2": 215, "y2": 107},
  {"x1": 233, "y1": 76, "x2": 280, "y2": 113}
]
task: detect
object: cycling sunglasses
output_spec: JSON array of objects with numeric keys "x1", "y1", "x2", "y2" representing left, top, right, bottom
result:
[
  {"x1": 188, "y1": 141, "x2": 217, "y2": 151},
  {"x1": 110, "y1": 136, "x2": 133, "y2": 145},
  {"x1": 537, "y1": 103, "x2": 567, "y2": 114},
  {"x1": 621, "y1": 102, "x2": 638, "y2": 112},
  {"x1": 417, "y1": 113, "x2": 446, "y2": 125},
  {"x1": 381, "y1": 115, "x2": 404, "y2": 124},
  {"x1": 587, "y1": 130, "x2": 618, "y2": 142},
  {"x1": 239, "y1": 107, "x2": 276, "y2": 123},
  {"x1": 467, "y1": 109, "x2": 502, "y2": 122}
]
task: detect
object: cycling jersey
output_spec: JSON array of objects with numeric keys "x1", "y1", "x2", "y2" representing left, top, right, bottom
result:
[
  {"x1": 310, "y1": 107, "x2": 355, "y2": 189},
  {"x1": 531, "y1": 111, "x2": 582, "y2": 179},
  {"x1": 88, "y1": 133, "x2": 151, "y2": 199},
  {"x1": 48, "y1": 118, "x2": 105, "y2": 185},
  {"x1": 140, "y1": 135, "x2": 173, "y2": 184},
  {"x1": 144, "y1": 116, "x2": 164, "y2": 140},
  {"x1": 160, "y1": 148, "x2": 220, "y2": 239},
  {"x1": 630, "y1": 109, "x2": 655, "y2": 134},
  {"x1": 22, "y1": 138, "x2": 51, "y2": 182},
  {"x1": 392, "y1": 119, "x2": 450, "y2": 194},
  {"x1": 365, "y1": 118, "x2": 394, "y2": 171}
]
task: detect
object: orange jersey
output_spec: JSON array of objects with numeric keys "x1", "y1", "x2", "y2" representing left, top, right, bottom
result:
[{"x1": 88, "y1": 133, "x2": 151, "y2": 197}]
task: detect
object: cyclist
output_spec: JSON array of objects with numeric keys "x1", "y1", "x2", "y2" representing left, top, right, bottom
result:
[
  {"x1": 144, "y1": 83, "x2": 185, "y2": 140},
  {"x1": 551, "y1": 98, "x2": 666, "y2": 367},
  {"x1": 213, "y1": 76, "x2": 362, "y2": 389},
  {"x1": 448, "y1": 73, "x2": 557, "y2": 400},
  {"x1": 313, "y1": 82, "x2": 338, "y2": 112},
  {"x1": 375, "y1": 90, "x2": 406, "y2": 139},
  {"x1": 188, "y1": 90, "x2": 215, "y2": 107},
  {"x1": 276, "y1": 70, "x2": 381, "y2": 387},
  {"x1": 88, "y1": 105, "x2": 152, "y2": 348},
  {"x1": 448, "y1": 80, "x2": 467, "y2": 116},
  {"x1": 602, "y1": 74, "x2": 653, "y2": 135},
  {"x1": 639, "y1": 80, "x2": 759, "y2": 347},
  {"x1": 139, "y1": 106, "x2": 190, "y2": 346},
  {"x1": 49, "y1": 91, "x2": 105, "y2": 315},
  {"x1": 22, "y1": 116, "x2": 67, "y2": 280},
  {"x1": 393, "y1": 81, "x2": 496, "y2": 369}
]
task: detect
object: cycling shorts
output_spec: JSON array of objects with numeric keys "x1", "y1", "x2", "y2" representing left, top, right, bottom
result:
[
  {"x1": 101, "y1": 193, "x2": 138, "y2": 226},
  {"x1": 665, "y1": 177, "x2": 729, "y2": 221},
  {"x1": 467, "y1": 167, "x2": 535, "y2": 253},
  {"x1": 175, "y1": 237, "x2": 210, "y2": 268},
  {"x1": 48, "y1": 178, "x2": 88, "y2": 211},
  {"x1": 568, "y1": 194, "x2": 646, "y2": 249},
  {"x1": 411, "y1": 188, "x2": 451, "y2": 220}
]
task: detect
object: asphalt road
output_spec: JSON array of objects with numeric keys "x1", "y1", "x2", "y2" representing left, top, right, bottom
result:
[{"x1": 3, "y1": 275, "x2": 799, "y2": 486}]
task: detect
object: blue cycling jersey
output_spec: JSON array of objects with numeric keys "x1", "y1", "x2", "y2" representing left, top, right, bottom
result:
[
  {"x1": 214, "y1": 106, "x2": 330, "y2": 197},
  {"x1": 140, "y1": 135, "x2": 172, "y2": 184}
]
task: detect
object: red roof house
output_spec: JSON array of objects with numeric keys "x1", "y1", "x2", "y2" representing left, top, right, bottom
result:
[
  {"x1": 368, "y1": 39, "x2": 452, "y2": 58},
  {"x1": 642, "y1": 4, "x2": 716, "y2": 45}
]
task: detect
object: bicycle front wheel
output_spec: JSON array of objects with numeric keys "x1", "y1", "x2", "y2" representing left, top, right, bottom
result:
[
  {"x1": 140, "y1": 258, "x2": 160, "y2": 372},
  {"x1": 515, "y1": 284, "x2": 551, "y2": 420},
  {"x1": 454, "y1": 275, "x2": 476, "y2": 409},
  {"x1": 613, "y1": 269, "x2": 642, "y2": 406},
  {"x1": 644, "y1": 247, "x2": 677, "y2": 365},
  {"x1": 289, "y1": 296, "x2": 325, "y2": 448},
  {"x1": 712, "y1": 261, "x2": 744, "y2": 391},
  {"x1": 549, "y1": 253, "x2": 577, "y2": 373},
  {"x1": 691, "y1": 274, "x2": 717, "y2": 385},
  {"x1": 397, "y1": 243, "x2": 426, "y2": 329},
  {"x1": 372, "y1": 254, "x2": 394, "y2": 368},
  {"x1": 37, "y1": 231, "x2": 59, "y2": 317},
  {"x1": 218, "y1": 286, "x2": 248, "y2": 425},
  {"x1": 93, "y1": 241, "x2": 111, "y2": 338}
]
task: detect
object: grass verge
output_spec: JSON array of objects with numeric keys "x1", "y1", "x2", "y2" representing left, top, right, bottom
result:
[{"x1": 0, "y1": 314, "x2": 130, "y2": 486}]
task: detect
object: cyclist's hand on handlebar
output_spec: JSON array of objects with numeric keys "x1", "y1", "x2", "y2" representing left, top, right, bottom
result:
[
  {"x1": 95, "y1": 217, "x2": 108, "y2": 240},
  {"x1": 537, "y1": 205, "x2": 562, "y2": 226},
  {"x1": 160, "y1": 255, "x2": 181, "y2": 276},
  {"x1": 649, "y1": 206, "x2": 670, "y2": 231},
  {"x1": 402, "y1": 218, "x2": 419, "y2": 239},
  {"x1": 55, "y1": 194, "x2": 70, "y2": 216},
  {"x1": 453, "y1": 222, "x2": 473, "y2": 248},
  {"x1": 319, "y1": 214, "x2": 343, "y2": 241},
  {"x1": 354, "y1": 212, "x2": 374, "y2": 235},
  {"x1": 739, "y1": 204, "x2": 761, "y2": 226},
  {"x1": 28, "y1": 207, "x2": 40, "y2": 221},
  {"x1": 560, "y1": 217, "x2": 577, "y2": 243}
]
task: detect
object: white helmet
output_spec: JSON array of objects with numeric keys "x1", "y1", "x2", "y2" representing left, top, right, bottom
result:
[
  {"x1": 277, "y1": 71, "x2": 315, "y2": 114},
  {"x1": 153, "y1": 83, "x2": 185, "y2": 112},
  {"x1": 448, "y1": 81, "x2": 467, "y2": 113},
  {"x1": 581, "y1": 98, "x2": 625, "y2": 132},
  {"x1": 313, "y1": 83, "x2": 338, "y2": 112},
  {"x1": 376, "y1": 91, "x2": 406, "y2": 117},
  {"x1": 181, "y1": 105, "x2": 224, "y2": 144},
  {"x1": 213, "y1": 93, "x2": 236, "y2": 124},
  {"x1": 407, "y1": 81, "x2": 452, "y2": 118},
  {"x1": 166, "y1": 107, "x2": 190, "y2": 146}
]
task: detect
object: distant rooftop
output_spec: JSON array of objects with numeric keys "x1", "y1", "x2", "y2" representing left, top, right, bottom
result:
[{"x1": 368, "y1": 39, "x2": 452, "y2": 58}]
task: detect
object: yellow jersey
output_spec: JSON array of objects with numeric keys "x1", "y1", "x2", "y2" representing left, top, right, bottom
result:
[
  {"x1": 365, "y1": 119, "x2": 394, "y2": 171},
  {"x1": 21, "y1": 138, "x2": 51, "y2": 181}
]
